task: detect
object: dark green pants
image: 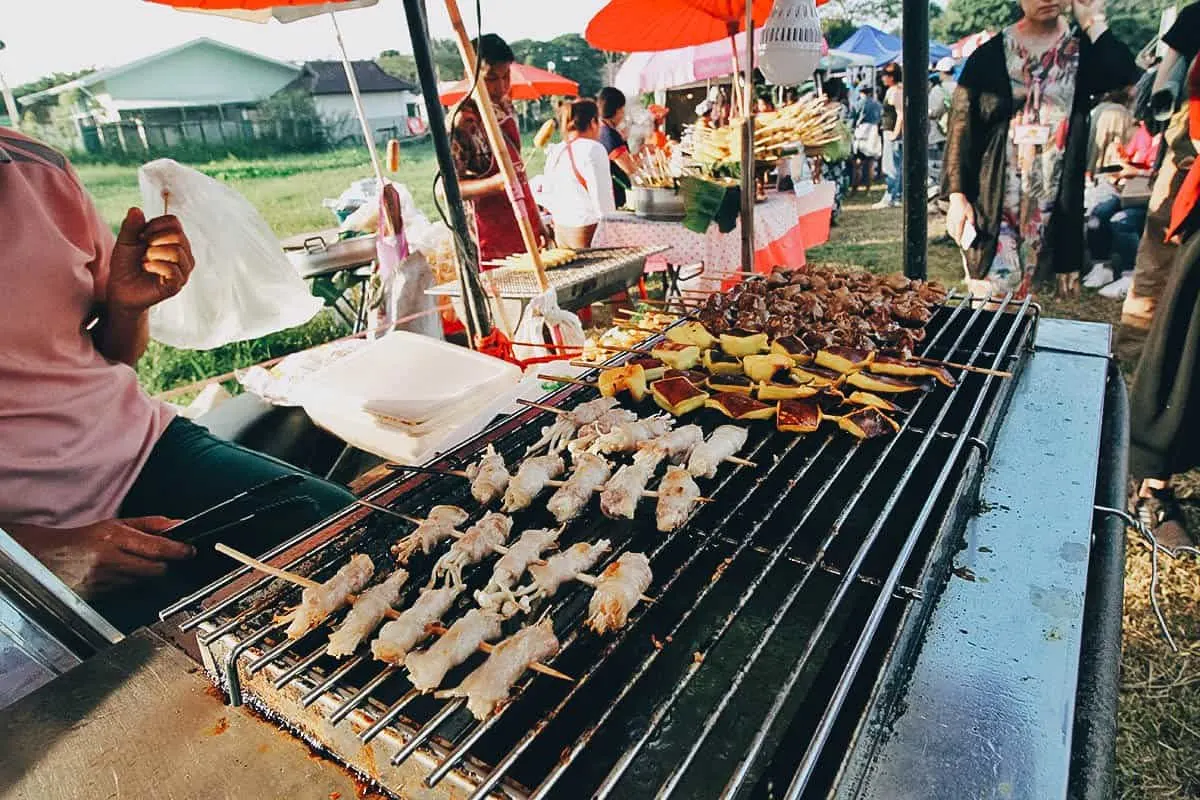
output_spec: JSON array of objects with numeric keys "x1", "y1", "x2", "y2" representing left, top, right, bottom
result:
[
  {"x1": 120, "y1": 416, "x2": 354, "y2": 521},
  {"x1": 104, "y1": 416, "x2": 356, "y2": 631}
]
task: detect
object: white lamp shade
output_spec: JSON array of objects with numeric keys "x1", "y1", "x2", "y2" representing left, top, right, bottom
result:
[{"x1": 757, "y1": 0, "x2": 824, "y2": 86}]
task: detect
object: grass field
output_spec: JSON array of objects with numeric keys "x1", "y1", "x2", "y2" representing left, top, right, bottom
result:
[{"x1": 73, "y1": 154, "x2": 1200, "y2": 797}]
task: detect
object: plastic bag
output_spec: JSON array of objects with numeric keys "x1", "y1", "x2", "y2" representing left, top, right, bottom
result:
[
  {"x1": 511, "y1": 288, "x2": 585, "y2": 363},
  {"x1": 372, "y1": 184, "x2": 443, "y2": 340},
  {"x1": 138, "y1": 159, "x2": 322, "y2": 350}
]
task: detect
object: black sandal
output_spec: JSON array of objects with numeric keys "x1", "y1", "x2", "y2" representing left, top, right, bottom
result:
[{"x1": 1132, "y1": 486, "x2": 1194, "y2": 551}]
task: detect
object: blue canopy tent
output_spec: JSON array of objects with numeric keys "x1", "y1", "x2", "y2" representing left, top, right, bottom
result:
[{"x1": 837, "y1": 24, "x2": 950, "y2": 67}]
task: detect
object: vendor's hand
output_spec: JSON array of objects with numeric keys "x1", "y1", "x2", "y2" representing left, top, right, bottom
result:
[
  {"x1": 9, "y1": 517, "x2": 194, "y2": 598},
  {"x1": 107, "y1": 208, "x2": 195, "y2": 313},
  {"x1": 946, "y1": 193, "x2": 977, "y2": 246}
]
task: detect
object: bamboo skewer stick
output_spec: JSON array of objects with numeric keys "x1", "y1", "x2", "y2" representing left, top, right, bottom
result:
[
  {"x1": 516, "y1": 399, "x2": 567, "y2": 415},
  {"x1": 215, "y1": 544, "x2": 321, "y2": 590},
  {"x1": 537, "y1": 374, "x2": 597, "y2": 388},
  {"x1": 908, "y1": 355, "x2": 1012, "y2": 378},
  {"x1": 425, "y1": 623, "x2": 574, "y2": 681}
]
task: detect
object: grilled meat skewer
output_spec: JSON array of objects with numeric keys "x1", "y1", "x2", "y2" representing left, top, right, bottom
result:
[
  {"x1": 524, "y1": 396, "x2": 622, "y2": 455},
  {"x1": 587, "y1": 552, "x2": 653, "y2": 634},
  {"x1": 432, "y1": 513, "x2": 513, "y2": 589},
  {"x1": 390, "y1": 505, "x2": 469, "y2": 563},
  {"x1": 326, "y1": 568, "x2": 410, "y2": 657},
  {"x1": 405, "y1": 608, "x2": 505, "y2": 692},
  {"x1": 687, "y1": 425, "x2": 750, "y2": 479},
  {"x1": 286, "y1": 554, "x2": 374, "y2": 640},
  {"x1": 546, "y1": 452, "x2": 613, "y2": 523},
  {"x1": 465, "y1": 445, "x2": 510, "y2": 505},
  {"x1": 502, "y1": 454, "x2": 566, "y2": 512},
  {"x1": 656, "y1": 467, "x2": 702, "y2": 532},
  {"x1": 370, "y1": 585, "x2": 461, "y2": 665},
  {"x1": 439, "y1": 618, "x2": 560, "y2": 720}
]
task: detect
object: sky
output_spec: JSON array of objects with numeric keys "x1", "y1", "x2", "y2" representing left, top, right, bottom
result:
[{"x1": 0, "y1": 0, "x2": 610, "y2": 87}]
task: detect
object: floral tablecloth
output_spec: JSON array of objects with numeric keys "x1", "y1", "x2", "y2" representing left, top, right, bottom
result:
[{"x1": 591, "y1": 183, "x2": 835, "y2": 282}]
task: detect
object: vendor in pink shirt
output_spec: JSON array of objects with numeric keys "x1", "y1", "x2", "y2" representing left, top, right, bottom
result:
[{"x1": 0, "y1": 128, "x2": 354, "y2": 623}]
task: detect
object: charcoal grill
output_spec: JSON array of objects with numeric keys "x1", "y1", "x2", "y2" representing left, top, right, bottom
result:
[{"x1": 160, "y1": 291, "x2": 1124, "y2": 799}]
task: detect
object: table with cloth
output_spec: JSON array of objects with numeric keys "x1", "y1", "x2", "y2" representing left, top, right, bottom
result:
[{"x1": 591, "y1": 184, "x2": 835, "y2": 294}]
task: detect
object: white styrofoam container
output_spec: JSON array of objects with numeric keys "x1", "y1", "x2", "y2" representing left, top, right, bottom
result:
[{"x1": 295, "y1": 332, "x2": 522, "y2": 464}]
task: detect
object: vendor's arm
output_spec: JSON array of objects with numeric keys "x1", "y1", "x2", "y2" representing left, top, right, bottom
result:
[
  {"x1": 93, "y1": 209, "x2": 194, "y2": 367},
  {"x1": 457, "y1": 172, "x2": 508, "y2": 200},
  {"x1": 4, "y1": 517, "x2": 194, "y2": 599}
]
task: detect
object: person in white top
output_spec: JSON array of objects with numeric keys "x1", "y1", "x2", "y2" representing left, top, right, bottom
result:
[{"x1": 541, "y1": 98, "x2": 616, "y2": 248}]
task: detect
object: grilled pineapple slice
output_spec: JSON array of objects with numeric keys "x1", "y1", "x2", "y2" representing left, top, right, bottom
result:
[
  {"x1": 665, "y1": 321, "x2": 718, "y2": 349},
  {"x1": 598, "y1": 364, "x2": 647, "y2": 401}
]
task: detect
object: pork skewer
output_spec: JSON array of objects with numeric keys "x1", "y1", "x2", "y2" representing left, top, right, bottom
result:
[
  {"x1": 655, "y1": 467, "x2": 702, "y2": 533},
  {"x1": 600, "y1": 450, "x2": 664, "y2": 519},
  {"x1": 546, "y1": 452, "x2": 613, "y2": 523},
  {"x1": 405, "y1": 608, "x2": 506, "y2": 692},
  {"x1": 371, "y1": 585, "x2": 462, "y2": 665},
  {"x1": 521, "y1": 396, "x2": 622, "y2": 454},
  {"x1": 502, "y1": 454, "x2": 566, "y2": 512},
  {"x1": 687, "y1": 425, "x2": 751, "y2": 479},
  {"x1": 464, "y1": 445, "x2": 510, "y2": 505},
  {"x1": 390, "y1": 505, "x2": 470, "y2": 563},
  {"x1": 283, "y1": 554, "x2": 375, "y2": 640},
  {"x1": 587, "y1": 552, "x2": 654, "y2": 635},
  {"x1": 475, "y1": 528, "x2": 561, "y2": 609},
  {"x1": 327, "y1": 568, "x2": 410, "y2": 657},
  {"x1": 639, "y1": 424, "x2": 705, "y2": 464},
  {"x1": 591, "y1": 415, "x2": 675, "y2": 455},
  {"x1": 437, "y1": 618, "x2": 562, "y2": 719},
  {"x1": 432, "y1": 512, "x2": 513, "y2": 589}
]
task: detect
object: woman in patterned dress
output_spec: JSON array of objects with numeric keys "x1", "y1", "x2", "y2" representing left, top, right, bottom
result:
[{"x1": 942, "y1": 0, "x2": 1138, "y2": 298}]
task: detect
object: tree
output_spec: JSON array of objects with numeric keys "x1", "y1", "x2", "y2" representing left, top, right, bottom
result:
[
  {"x1": 13, "y1": 68, "x2": 95, "y2": 100},
  {"x1": 822, "y1": 17, "x2": 858, "y2": 50},
  {"x1": 933, "y1": 0, "x2": 1016, "y2": 42},
  {"x1": 377, "y1": 51, "x2": 418, "y2": 82},
  {"x1": 822, "y1": 0, "x2": 902, "y2": 28},
  {"x1": 432, "y1": 38, "x2": 465, "y2": 82},
  {"x1": 509, "y1": 34, "x2": 607, "y2": 97}
]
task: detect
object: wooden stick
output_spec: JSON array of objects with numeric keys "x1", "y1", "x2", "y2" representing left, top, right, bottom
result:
[
  {"x1": 426, "y1": 623, "x2": 574, "y2": 681},
  {"x1": 516, "y1": 398, "x2": 567, "y2": 415},
  {"x1": 725, "y1": 455, "x2": 758, "y2": 467},
  {"x1": 910, "y1": 355, "x2": 1012, "y2": 378},
  {"x1": 509, "y1": 341, "x2": 585, "y2": 351},
  {"x1": 353, "y1": 499, "x2": 422, "y2": 525},
  {"x1": 537, "y1": 374, "x2": 596, "y2": 388},
  {"x1": 215, "y1": 543, "x2": 321, "y2": 590}
]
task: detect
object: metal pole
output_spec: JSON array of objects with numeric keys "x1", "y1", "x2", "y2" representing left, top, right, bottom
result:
[
  {"x1": 401, "y1": 0, "x2": 492, "y2": 342},
  {"x1": 740, "y1": 9, "x2": 755, "y2": 272},
  {"x1": 901, "y1": 0, "x2": 929, "y2": 279},
  {"x1": 329, "y1": 12, "x2": 385, "y2": 185}
]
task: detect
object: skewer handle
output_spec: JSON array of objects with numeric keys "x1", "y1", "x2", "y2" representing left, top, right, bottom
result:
[
  {"x1": 354, "y1": 499, "x2": 422, "y2": 525},
  {"x1": 910, "y1": 355, "x2": 1012, "y2": 378},
  {"x1": 516, "y1": 398, "x2": 567, "y2": 415},
  {"x1": 386, "y1": 464, "x2": 472, "y2": 479},
  {"x1": 215, "y1": 543, "x2": 321, "y2": 590},
  {"x1": 537, "y1": 374, "x2": 595, "y2": 388},
  {"x1": 724, "y1": 456, "x2": 758, "y2": 468}
]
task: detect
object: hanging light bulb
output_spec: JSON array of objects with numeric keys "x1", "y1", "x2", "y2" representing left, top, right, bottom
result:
[{"x1": 757, "y1": 0, "x2": 824, "y2": 86}]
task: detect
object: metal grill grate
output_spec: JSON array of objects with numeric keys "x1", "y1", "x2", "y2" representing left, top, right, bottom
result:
[
  {"x1": 426, "y1": 246, "x2": 668, "y2": 301},
  {"x1": 164, "y1": 292, "x2": 1037, "y2": 799}
]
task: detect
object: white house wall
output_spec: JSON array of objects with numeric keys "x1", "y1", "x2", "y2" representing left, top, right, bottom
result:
[
  {"x1": 103, "y1": 41, "x2": 300, "y2": 107},
  {"x1": 314, "y1": 90, "x2": 423, "y2": 142}
]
